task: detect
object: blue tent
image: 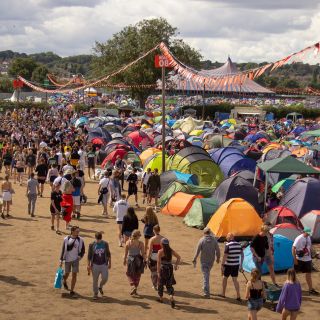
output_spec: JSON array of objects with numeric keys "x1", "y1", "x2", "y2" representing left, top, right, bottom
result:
[
  {"x1": 187, "y1": 136, "x2": 203, "y2": 147},
  {"x1": 209, "y1": 147, "x2": 256, "y2": 177},
  {"x1": 243, "y1": 234, "x2": 294, "y2": 274},
  {"x1": 160, "y1": 170, "x2": 198, "y2": 196}
]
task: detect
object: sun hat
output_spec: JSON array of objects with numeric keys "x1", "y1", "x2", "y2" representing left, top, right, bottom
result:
[{"x1": 303, "y1": 227, "x2": 311, "y2": 235}]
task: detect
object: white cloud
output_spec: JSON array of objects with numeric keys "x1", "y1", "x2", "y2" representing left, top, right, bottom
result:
[{"x1": 0, "y1": 0, "x2": 319, "y2": 64}]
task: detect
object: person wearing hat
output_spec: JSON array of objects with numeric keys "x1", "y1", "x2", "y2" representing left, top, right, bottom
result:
[
  {"x1": 292, "y1": 227, "x2": 319, "y2": 295},
  {"x1": 192, "y1": 227, "x2": 220, "y2": 298},
  {"x1": 157, "y1": 237, "x2": 181, "y2": 307}
]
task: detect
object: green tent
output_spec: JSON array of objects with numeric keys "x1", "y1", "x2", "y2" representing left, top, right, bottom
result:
[
  {"x1": 143, "y1": 153, "x2": 168, "y2": 173},
  {"x1": 166, "y1": 146, "x2": 224, "y2": 188},
  {"x1": 183, "y1": 198, "x2": 219, "y2": 229},
  {"x1": 301, "y1": 129, "x2": 320, "y2": 137},
  {"x1": 159, "y1": 181, "x2": 215, "y2": 208}
]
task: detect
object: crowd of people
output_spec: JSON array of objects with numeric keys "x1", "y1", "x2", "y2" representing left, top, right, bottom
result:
[{"x1": 0, "y1": 106, "x2": 319, "y2": 317}]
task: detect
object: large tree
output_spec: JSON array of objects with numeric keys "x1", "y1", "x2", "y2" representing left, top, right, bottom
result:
[
  {"x1": 8, "y1": 57, "x2": 38, "y2": 79},
  {"x1": 31, "y1": 65, "x2": 49, "y2": 83},
  {"x1": 92, "y1": 18, "x2": 202, "y2": 107}
]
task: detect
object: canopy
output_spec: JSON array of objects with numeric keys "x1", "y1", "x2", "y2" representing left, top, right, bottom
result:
[
  {"x1": 243, "y1": 235, "x2": 294, "y2": 274},
  {"x1": 183, "y1": 198, "x2": 219, "y2": 229},
  {"x1": 206, "y1": 198, "x2": 262, "y2": 239},
  {"x1": 257, "y1": 156, "x2": 320, "y2": 174}
]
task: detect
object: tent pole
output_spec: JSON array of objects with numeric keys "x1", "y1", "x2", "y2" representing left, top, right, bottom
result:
[
  {"x1": 253, "y1": 167, "x2": 258, "y2": 187},
  {"x1": 264, "y1": 172, "x2": 269, "y2": 213}
]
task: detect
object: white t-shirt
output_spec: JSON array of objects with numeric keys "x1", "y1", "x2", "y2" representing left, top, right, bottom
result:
[
  {"x1": 113, "y1": 199, "x2": 129, "y2": 222},
  {"x1": 63, "y1": 236, "x2": 84, "y2": 262},
  {"x1": 142, "y1": 172, "x2": 151, "y2": 185},
  {"x1": 53, "y1": 176, "x2": 68, "y2": 190},
  {"x1": 99, "y1": 177, "x2": 110, "y2": 189},
  {"x1": 293, "y1": 234, "x2": 312, "y2": 262},
  {"x1": 56, "y1": 152, "x2": 63, "y2": 165}
]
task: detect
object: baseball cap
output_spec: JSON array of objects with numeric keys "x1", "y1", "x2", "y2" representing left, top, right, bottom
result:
[
  {"x1": 303, "y1": 227, "x2": 311, "y2": 235},
  {"x1": 161, "y1": 238, "x2": 169, "y2": 245}
]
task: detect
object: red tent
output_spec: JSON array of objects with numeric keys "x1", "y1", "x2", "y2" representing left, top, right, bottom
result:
[
  {"x1": 270, "y1": 223, "x2": 302, "y2": 241},
  {"x1": 127, "y1": 131, "x2": 153, "y2": 148},
  {"x1": 91, "y1": 137, "x2": 104, "y2": 146},
  {"x1": 265, "y1": 206, "x2": 303, "y2": 229},
  {"x1": 101, "y1": 149, "x2": 128, "y2": 167}
]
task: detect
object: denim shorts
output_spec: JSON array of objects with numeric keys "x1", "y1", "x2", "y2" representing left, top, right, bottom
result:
[{"x1": 247, "y1": 298, "x2": 263, "y2": 311}]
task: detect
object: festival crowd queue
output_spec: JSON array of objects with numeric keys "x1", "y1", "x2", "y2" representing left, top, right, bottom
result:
[{"x1": 0, "y1": 108, "x2": 318, "y2": 317}]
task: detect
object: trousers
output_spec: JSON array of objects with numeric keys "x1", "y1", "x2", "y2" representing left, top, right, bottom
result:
[
  {"x1": 92, "y1": 264, "x2": 108, "y2": 295},
  {"x1": 27, "y1": 193, "x2": 37, "y2": 215},
  {"x1": 201, "y1": 262, "x2": 213, "y2": 295}
]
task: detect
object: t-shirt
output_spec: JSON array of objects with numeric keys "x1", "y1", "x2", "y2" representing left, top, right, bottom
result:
[
  {"x1": 113, "y1": 199, "x2": 129, "y2": 222},
  {"x1": 48, "y1": 156, "x2": 58, "y2": 166},
  {"x1": 51, "y1": 191, "x2": 62, "y2": 211},
  {"x1": 62, "y1": 164, "x2": 74, "y2": 174},
  {"x1": 142, "y1": 172, "x2": 151, "y2": 185},
  {"x1": 293, "y1": 234, "x2": 312, "y2": 262},
  {"x1": 27, "y1": 178, "x2": 39, "y2": 195},
  {"x1": 70, "y1": 152, "x2": 80, "y2": 166},
  {"x1": 224, "y1": 240, "x2": 242, "y2": 266},
  {"x1": 99, "y1": 177, "x2": 110, "y2": 189},
  {"x1": 92, "y1": 242, "x2": 107, "y2": 265},
  {"x1": 72, "y1": 178, "x2": 81, "y2": 196},
  {"x1": 35, "y1": 164, "x2": 48, "y2": 177},
  {"x1": 26, "y1": 154, "x2": 36, "y2": 166},
  {"x1": 250, "y1": 234, "x2": 269, "y2": 259},
  {"x1": 127, "y1": 173, "x2": 138, "y2": 186}
]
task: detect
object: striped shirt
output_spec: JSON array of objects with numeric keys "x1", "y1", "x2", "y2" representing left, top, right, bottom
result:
[{"x1": 224, "y1": 240, "x2": 242, "y2": 266}]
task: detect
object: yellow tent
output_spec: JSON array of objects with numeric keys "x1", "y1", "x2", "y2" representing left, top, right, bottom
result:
[
  {"x1": 262, "y1": 143, "x2": 281, "y2": 154},
  {"x1": 207, "y1": 198, "x2": 262, "y2": 238},
  {"x1": 139, "y1": 148, "x2": 161, "y2": 165},
  {"x1": 189, "y1": 129, "x2": 203, "y2": 136}
]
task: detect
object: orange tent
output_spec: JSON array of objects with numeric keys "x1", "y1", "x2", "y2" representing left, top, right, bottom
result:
[
  {"x1": 161, "y1": 192, "x2": 203, "y2": 217},
  {"x1": 139, "y1": 148, "x2": 160, "y2": 165},
  {"x1": 292, "y1": 147, "x2": 308, "y2": 158},
  {"x1": 206, "y1": 198, "x2": 262, "y2": 238}
]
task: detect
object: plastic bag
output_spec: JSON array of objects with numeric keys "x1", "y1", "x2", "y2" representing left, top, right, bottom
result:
[{"x1": 54, "y1": 267, "x2": 64, "y2": 289}]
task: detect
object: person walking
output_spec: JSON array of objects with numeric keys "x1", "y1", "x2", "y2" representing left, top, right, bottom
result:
[
  {"x1": 98, "y1": 171, "x2": 110, "y2": 217},
  {"x1": 147, "y1": 225, "x2": 164, "y2": 290},
  {"x1": 59, "y1": 226, "x2": 85, "y2": 297},
  {"x1": 147, "y1": 168, "x2": 161, "y2": 209},
  {"x1": 114, "y1": 155, "x2": 126, "y2": 191},
  {"x1": 113, "y1": 194, "x2": 129, "y2": 247},
  {"x1": 126, "y1": 168, "x2": 139, "y2": 207},
  {"x1": 245, "y1": 269, "x2": 265, "y2": 320},
  {"x1": 276, "y1": 268, "x2": 302, "y2": 320},
  {"x1": 250, "y1": 224, "x2": 277, "y2": 285},
  {"x1": 123, "y1": 230, "x2": 146, "y2": 296},
  {"x1": 292, "y1": 227, "x2": 319, "y2": 295},
  {"x1": 121, "y1": 207, "x2": 139, "y2": 243},
  {"x1": 141, "y1": 206, "x2": 159, "y2": 252},
  {"x1": 220, "y1": 233, "x2": 243, "y2": 300},
  {"x1": 26, "y1": 172, "x2": 39, "y2": 217},
  {"x1": 50, "y1": 184, "x2": 62, "y2": 234},
  {"x1": 87, "y1": 232, "x2": 111, "y2": 300},
  {"x1": 192, "y1": 227, "x2": 220, "y2": 298},
  {"x1": 1, "y1": 175, "x2": 13, "y2": 219},
  {"x1": 35, "y1": 158, "x2": 48, "y2": 197},
  {"x1": 61, "y1": 178, "x2": 74, "y2": 230},
  {"x1": 141, "y1": 168, "x2": 151, "y2": 204},
  {"x1": 157, "y1": 238, "x2": 181, "y2": 308}
]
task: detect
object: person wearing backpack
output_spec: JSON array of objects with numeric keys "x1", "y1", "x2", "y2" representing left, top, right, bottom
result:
[
  {"x1": 87, "y1": 232, "x2": 112, "y2": 300},
  {"x1": 59, "y1": 226, "x2": 85, "y2": 297}
]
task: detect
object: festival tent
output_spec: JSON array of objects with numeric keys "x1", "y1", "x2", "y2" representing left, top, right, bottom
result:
[
  {"x1": 300, "y1": 210, "x2": 320, "y2": 242},
  {"x1": 187, "y1": 136, "x2": 203, "y2": 147},
  {"x1": 231, "y1": 170, "x2": 255, "y2": 184},
  {"x1": 87, "y1": 127, "x2": 112, "y2": 144},
  {"x1": 209, "y1": 147, "x2": 256, "y2": 177},
  {"x1": 270, "y1": 223, "x2": 302, "y2": 241},
  {"x1": 161, "y1": 192, "x2": 204, "y2": 217},
  {"x1": 212, "y1": 176, "x2": 261, "y2": 214},
  {"x1": 301, "y1": 129, "x2": 320, "y2": 137},
  {"x1": 264, "y1": 206, "x2": 304, "y2": 229},
  {"x1": 127, "y1": 131, "x2": 153, "y2": 149},
  {"x1": 75, "y1": 116, "x2": 88, "y2": 128},
  {"x1": 206, "y1": 198, "x2": 262, "y2": 239},
  {"x1": 139, "y1": 148, "x2": 160, "y2": 165},
  {"x1": 101, "y1": 149, "x2": 128, "y2": 167},
  {"x1": 183, "y1": 198, "x2": 219, "y2": 229},
  {"x1": 160, "y1": 170, "x2": 198, "y2": 196},
  {"x1": 172, "y1": 117, "x2": 203, "y2": 134},
  {"x1": 203, "y1": 134, "x2": 233, "y2": 149},
  {"x1": 256, "y1": 156, "x2": 320, "y2": 209},
  {"x1": 91, "y1": 137, "x2": 104, "y2": 146},
  {"x1": 159, "y1": 181, "x2": 215, "y2": 208},
  {"x1": 143, "y1": 153, "x2": 168, "y2": 174},
  {"x1": 243, "y1": 235, "x2": 294, "y2": 274},
  {"x1": 166, "y1": 146, "x2": 224, "y2": 187},
  {"x1": 279, "y1": 177, "x2": 320, "y2": 218}
]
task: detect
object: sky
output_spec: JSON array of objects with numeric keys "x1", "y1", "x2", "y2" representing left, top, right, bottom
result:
[{"x1": 0, "y1": 0, "x2": 320, "y2": 63}]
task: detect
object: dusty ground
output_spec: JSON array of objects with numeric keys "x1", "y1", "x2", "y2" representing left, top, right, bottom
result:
[{"x1": 0, "y1": 174, "x2": 319, "y2": 320}]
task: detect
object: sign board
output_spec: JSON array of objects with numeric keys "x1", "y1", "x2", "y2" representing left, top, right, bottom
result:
[{"x1": 155, "y1": 55, "x2": 170, "y2": 68}]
